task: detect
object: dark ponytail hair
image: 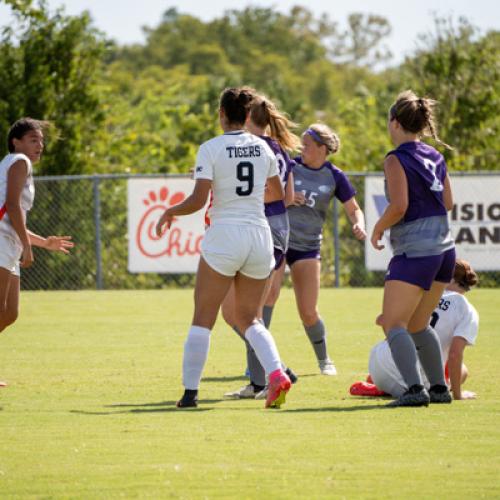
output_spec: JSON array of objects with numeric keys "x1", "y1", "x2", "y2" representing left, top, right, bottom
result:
[
  {"x1": 7, "y1": 117, "x2": 48, "y2": 153},
  {"x1": 219, "y1": 87, "x2": 255, "y2": 126},
  {"x1": 453, "y1": 259, "x2": 479, "y2": 291},
  {"x1": 390, "y1": 90, "x2": 452, "y2": 150}
]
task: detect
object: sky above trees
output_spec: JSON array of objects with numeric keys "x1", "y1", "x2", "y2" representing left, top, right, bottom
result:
[{"x1": 0, "y1": 0, "x2": 498, "y2": 66}]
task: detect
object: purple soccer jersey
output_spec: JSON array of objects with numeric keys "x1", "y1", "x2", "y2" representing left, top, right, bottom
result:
[
  {"x1": 386, "y1": 141, "x2": 454, "y2": 257},
  {"x1": 387, "y1": 141, "x2": 448, "y2": 222},
  {"x1": 259, "y1": 136, "x2": 293, "y2": 217},
  {"x1": 258, "y1": 136, "x2": 293, "y2": 255}
]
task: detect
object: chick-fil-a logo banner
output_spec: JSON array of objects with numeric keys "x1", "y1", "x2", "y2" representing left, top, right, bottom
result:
[
  {"x1": 365, "y1": 175, "x2": 500, "y2": 271},
  {"x1": 127, "y1": 178, "x2": 205, "y2": 273}
]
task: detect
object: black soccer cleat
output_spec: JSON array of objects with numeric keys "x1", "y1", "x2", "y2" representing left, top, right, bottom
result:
[
  {"x1": 176, "y1": 390, "x2": 198, "y2": 408},
  {"x1": 386, "y1": 384, "x2": 430, "y2": 407},
  {"x1": 285, "y1": 367, "x2": 299, "y2": 384},
  {"x1": 429, "y1": 384, "x2": 452, "y2": 404}
]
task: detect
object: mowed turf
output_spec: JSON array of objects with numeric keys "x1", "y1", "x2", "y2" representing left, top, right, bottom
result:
[{"x1": 0, "y1": 288, "x2": 498, "y2": 499}]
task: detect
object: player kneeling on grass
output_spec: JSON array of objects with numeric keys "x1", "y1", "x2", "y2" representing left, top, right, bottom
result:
[
  {"x1": 0, "y1": 118, "x2": 74, "y2": 387},
  {"x1": 350, "y1": 259, "x2": 479, "y2": 401},
  {"x1": 156, "y1": 87, "x2": 292, "y2": 409}
]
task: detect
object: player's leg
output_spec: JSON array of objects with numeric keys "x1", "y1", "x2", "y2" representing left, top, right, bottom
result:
[
  {"x1": 0, "y1": 268, "x2": 16, "y2": 333},
  {"x1": 0, "y1": 269, "x2": 17, "y2": 387},
  {"x1": 368, "y1": 342, "x2": 406, "y2": 397},
  {"x1": 262, "y1": 254, "x2": 286, "y2": 328},
  {"x1": 408, "y1": 281, "x2": 450, "y2": 402},
  {"x1": 290, "y1": 256, "x2": 335, "y2": 374},
  {"x1": 408, "y1": 249, "x2": 455, "y2": 403},
  {"x1": 234, "y1": 271, "x2": 290, "y2": 408},
  {"x1": 178, "y1": 257, "x2": 233, "y2": 408},
  {"x1": 381, "y1": 279, "x2": 430, "y2": 407},
  {"x1": 222, "y1": 279, "x2": 267, "y2": 399}
]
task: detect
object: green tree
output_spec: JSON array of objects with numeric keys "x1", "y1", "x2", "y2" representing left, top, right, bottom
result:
[
  {"x1": 397, "y1": 17, "x2": 499, "y2": 170},
  {"x1": 0, "y1": 0, "x2": 105, "y2": 174}
]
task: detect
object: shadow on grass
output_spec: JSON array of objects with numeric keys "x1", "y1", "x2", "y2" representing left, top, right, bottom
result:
[
  {"x1": 70, "y1": 398, "x2": 225, "y2": 416},
  {"x1": 283, "y1": 403, "x2": 390, "y2": 413}
]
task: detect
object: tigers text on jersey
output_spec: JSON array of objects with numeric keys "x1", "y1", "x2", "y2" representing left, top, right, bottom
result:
[
  {"x1": 194, "y1": 131, "x2": 278, "y2": 227},
  {"x1": 0, "y1": 153, "x2": 35, "y2": 244},
  {"x1": 288, "y1": 158, "x2": 355, "y2": 252}
]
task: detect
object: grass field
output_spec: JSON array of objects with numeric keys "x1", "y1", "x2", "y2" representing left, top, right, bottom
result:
[{"x1": 0, "y1": 288, "x2": 499, "y2": 498}]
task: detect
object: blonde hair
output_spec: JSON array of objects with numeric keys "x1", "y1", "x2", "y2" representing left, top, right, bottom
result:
[
  {"x1": 390, "y1": 90, "x2": 452, "y2": 150},
  {"x1": 304, "y1": 123, "x2": 340, "y2": 154},
  {"x1": 249, "y1": 95, "x2": 301, "y2": 152}
]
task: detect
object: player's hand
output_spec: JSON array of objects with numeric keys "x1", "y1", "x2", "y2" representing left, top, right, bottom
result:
[
  {"x1": 459, "y1": 390, "x2": 476, "y2": 400},
  {"x1": 375, "y1": 314, "x2": 384, "y2": 327},
  {"x1": 156, "y1": 212, "x2": 174, "y2": 237},
  {"x1": 293, "y1": 192, "x2": 306, "y2": 205},
  {"x1": 352, "y1": 223, "x2": 367, "y2": 241},
  {"x1": 45, "y1": 236, "x2": 74, "y2": 254},
  {"x1": 20, "y1": 244, "x2": 34, "y2": 268},
  {"x1": 371, "y1": 226, "x2": 385, "y2": 250}
]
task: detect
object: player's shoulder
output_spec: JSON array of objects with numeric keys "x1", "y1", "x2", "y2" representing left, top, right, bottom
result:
[
  {"x1": 199, "y1": 134, "x2": 226, "y2": 151},
  {"x1": 250, "y1": 134, "x2": 275, "y2": 156},
  {"x1": 0, "y1": 153, "x2": 31, "y2": 172},
  {"x1": 325, "y1": 161, "x2": 343, "y2": 175}
]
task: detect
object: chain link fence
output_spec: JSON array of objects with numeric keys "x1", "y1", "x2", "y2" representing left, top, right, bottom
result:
[{"x1": 21, "y1": 173, "x2": 500, "y2": 290}]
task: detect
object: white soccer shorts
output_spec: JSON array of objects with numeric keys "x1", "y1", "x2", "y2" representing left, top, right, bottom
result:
[
  {"x1": 201, "y1": 223, "x2": 274, "y2": 280},
  {"x1": 368, "y1": 342, "x2": 407, "y2": 397},
  {"x1": 0, "y1": 232, "x2": 22, "y2": 276}
]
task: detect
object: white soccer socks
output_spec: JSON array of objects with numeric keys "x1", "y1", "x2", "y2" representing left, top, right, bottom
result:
[
  {"x1": 182, "y1": 325, "x2": 211, "y2": 390},
  {"x1": 244, "y1": 322, "x2": 281, "y2": 375}
]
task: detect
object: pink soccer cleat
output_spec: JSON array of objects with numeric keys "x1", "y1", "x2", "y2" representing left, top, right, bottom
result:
[{"x1": 265, "y1": 369, "x2": 291, "y2": 409}]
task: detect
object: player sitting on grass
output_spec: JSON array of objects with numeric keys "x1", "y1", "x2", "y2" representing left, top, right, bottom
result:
[{"x1": 350, "y1": 259, "x2": 479, "y2": 401}]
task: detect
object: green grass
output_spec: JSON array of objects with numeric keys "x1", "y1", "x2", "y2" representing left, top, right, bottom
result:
[{"x1": 0, "y1": 288, "x2": 499, "y2": 499}]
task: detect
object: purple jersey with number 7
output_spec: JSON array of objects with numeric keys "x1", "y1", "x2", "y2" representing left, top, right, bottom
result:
[
  {"x1": 386, "y1": 141, "x2": 454, "y2": 257},
  {"x1": 387, "y1": 141, "x2": 448, "y2": 222}
]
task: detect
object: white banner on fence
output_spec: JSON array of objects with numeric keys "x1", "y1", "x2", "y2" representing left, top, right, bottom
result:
[
  {"x1": 127, "y1": 178, "x2": 205, "y2": 273},
  {"x1": 365, "y1": 175, "x2": 500, "y2": 271}
]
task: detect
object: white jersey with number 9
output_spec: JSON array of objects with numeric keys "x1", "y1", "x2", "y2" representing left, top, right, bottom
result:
[{"x1": 193, "y1": 131, "x2": 278, "y2": 227}]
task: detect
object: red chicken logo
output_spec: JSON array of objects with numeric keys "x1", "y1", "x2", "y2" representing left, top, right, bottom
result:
[{"x1": 136, "y1": 187, "x2": 202, "y2": 258}]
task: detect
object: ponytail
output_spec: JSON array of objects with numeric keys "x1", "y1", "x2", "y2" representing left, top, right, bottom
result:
[
  {"x1": 250, "y1": 96, "x2": 301, "y2": 152},
  {"x1": 390, "y1": 90, "x2": 453, "y2": 150},
  {"x1": 453, "y1": 259, "x2": 479, "y2": 291}
]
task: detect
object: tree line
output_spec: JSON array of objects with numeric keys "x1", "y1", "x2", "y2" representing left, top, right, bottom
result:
[{"x1": 1, "y1": 1, "x2": 498, "y2": 175}]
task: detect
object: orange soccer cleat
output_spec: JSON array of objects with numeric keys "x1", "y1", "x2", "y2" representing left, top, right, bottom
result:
[{"x1": 350, "y1": 381, "x2": 387, "y2": 397}]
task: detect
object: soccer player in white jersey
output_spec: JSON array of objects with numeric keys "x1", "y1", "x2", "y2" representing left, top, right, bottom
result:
[
  {"x1": 350, "y1": 259, "x2": 479, "y2": 400},
  {"x1": 0, "y1": 118, "x2": 74, "y2": 387},
  {"x1": 155, "y1": 87, "x2": 292, "y2": 408},
  {"x1": 222, "y1": 91, "x2": 300, "y2": 400}
]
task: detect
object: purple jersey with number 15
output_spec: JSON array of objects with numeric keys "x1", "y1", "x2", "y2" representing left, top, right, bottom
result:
[{"x1": 386, "y1": 141, "x2": 454, "y2": 257}]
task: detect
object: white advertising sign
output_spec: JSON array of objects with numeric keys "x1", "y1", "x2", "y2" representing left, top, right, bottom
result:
[
  {"x1": 365, "y1": 176, "x2": 500, "y2": 271},
  {"x1": 127, "y1": 178, "x2": 205, "y2": 273}
]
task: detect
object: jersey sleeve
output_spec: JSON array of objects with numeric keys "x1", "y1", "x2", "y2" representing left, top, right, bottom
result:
[
  {"x1": 453, "y1": 299, "x2": 479, "y2": 346},
  {"x1": 333, "y1": 170, "x2": 356, "y2": 203},
  {"x1": 9, "y1": 153, "x2": 31, "y2": 175},
  {"x1": 193, "y1": 143, "x2": 213, "y2": 181}
]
